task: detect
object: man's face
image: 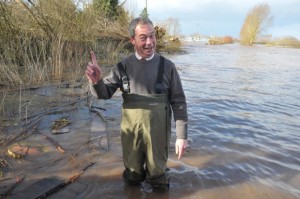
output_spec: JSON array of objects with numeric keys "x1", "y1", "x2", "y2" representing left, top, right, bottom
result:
[{"x1": 130, "y1": 23, "x2": 156, "y2": 58}]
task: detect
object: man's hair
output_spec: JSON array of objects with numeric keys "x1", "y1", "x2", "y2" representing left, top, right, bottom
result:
[{"x1": 128, "y1": 17, "x2": 154, "y2": 38}]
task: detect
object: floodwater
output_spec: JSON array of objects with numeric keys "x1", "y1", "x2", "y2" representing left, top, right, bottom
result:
[{"x1": 1, "y1": 43, "x2": 300, "y2": 199}]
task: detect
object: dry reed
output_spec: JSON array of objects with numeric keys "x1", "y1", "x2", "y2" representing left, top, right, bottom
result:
[{"x1": 0, "y1": 0, "x2": 129, "y2": 88}]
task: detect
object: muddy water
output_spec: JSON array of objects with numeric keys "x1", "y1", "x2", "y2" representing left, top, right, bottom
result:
[{"x1": 1, "y1": 44, "x2": 300, "y2": 199}]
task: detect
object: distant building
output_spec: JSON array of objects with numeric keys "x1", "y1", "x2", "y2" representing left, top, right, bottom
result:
[
  {"x1": 255, "y1": 35, "x2": 273, "y2": 44},
  {"x1": 182, "y1": 36, "x2": 209, "y2": 44}
]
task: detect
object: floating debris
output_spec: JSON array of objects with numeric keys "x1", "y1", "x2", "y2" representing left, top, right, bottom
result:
[
  {"x1": 7, "y1": 145, "x2": 29, "y2": 159},
  {"x1": 7, "y1": 143, "x2": 51, "y2": 159},
  {"x1": 51, "y1": 117, "x2": 71, "y2": 134},
  {"x1": 51, "y1": 127, "x2": 69, "y2": 135}
]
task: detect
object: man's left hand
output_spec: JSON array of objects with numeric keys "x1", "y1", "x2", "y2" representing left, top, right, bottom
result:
[{"x1": 175, "y1": 139, "x2": 188, "y2": 159}]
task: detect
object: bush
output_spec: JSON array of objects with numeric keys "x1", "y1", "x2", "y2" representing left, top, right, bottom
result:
[
  {"x1": 208, "y1": 36, "x2": 234, "y2": 45},
  {"x1": 162, "y1": 38, "x2": 182, "y2": 53},
  {"x1": 271, "y1": 36, "x2": 300, "y2": 48}
]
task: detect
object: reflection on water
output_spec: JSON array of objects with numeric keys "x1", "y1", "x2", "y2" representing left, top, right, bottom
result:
[{"x1": 1, "y1": 44, "x2": 300, "y2": 199}]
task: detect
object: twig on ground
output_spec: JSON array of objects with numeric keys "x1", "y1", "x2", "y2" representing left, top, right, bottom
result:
[
  {"x1": 0, "y1": 176, "x2": 25, "y2": 197},
  {"x1": 4, "y1": 116, "x2": 43, "y2": 147},
  {"x1": 22, "y1": 97, "x2": 86, "y2": 121},
  {"x1": 42, "y1": 135, "x2": 65, "y2": 154},
  {"x1": 34, "y1": 162, "x2": 95, "y2": 199}
]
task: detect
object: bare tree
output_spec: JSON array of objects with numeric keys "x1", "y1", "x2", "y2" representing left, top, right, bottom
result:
[
  {"x1": 157, "y1": 17, "x2": 181, "y2": 38},
  {"x1": 240, "y1": 3, "x2": 273, "y2": 45}
]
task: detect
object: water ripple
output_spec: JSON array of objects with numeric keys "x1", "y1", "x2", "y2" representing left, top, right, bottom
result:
[{"x1": 166, "y1": 44, "x2": 300, "y2": 197}]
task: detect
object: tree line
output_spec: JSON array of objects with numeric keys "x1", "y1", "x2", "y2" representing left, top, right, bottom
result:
[{"x1": 1, "y1": 1, "x2": 299, "y2": 87}]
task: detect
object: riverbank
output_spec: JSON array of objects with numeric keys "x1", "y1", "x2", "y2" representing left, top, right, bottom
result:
[{"x1": 0, "y1": 81, "x2": 114, "y2": 198}]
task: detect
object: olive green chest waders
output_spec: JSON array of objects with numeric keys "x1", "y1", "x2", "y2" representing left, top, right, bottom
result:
[{"x1": 118, "y1": 56, "x2": 171, "y2": 191}]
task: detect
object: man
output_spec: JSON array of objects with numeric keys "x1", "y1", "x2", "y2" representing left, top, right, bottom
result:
[{"x1": 85, "y1": 17, "x2": 188, "y2": 192}]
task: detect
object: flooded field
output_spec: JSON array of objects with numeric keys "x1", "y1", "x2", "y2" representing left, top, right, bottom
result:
[{"x1": 1, "y1": 43, "x2": 300, "y2": 199}]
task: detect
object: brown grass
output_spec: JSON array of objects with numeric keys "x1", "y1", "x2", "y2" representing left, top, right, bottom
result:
[{"x1": 208, "y1": 36, "x2": 234, "y2": 45}]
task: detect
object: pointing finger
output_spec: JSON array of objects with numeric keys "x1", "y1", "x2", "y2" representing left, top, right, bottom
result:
[
  {"x1": 177, "y1": 147, "x2": 183, "y2": 159},
  {"x1": 90, "y1": 50, "x2": 97, "y2": 65}
]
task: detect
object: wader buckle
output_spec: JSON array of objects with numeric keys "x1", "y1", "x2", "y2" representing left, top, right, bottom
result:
[{"x1": 122, "y1": 76, "x2": 130, "y2": 93}]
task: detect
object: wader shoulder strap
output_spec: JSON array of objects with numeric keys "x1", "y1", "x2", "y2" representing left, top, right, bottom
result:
[
  {"x1": 155, "y1": 56, "x2": 165, "y2": 94},
  {"x1": 117, "y1": 62, "x2": 130, "y2": 93}
]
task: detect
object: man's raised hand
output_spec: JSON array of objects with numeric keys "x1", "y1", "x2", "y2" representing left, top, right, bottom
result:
[{"x1": 85, "y1": 50, "x2": 102, "y2": 84}]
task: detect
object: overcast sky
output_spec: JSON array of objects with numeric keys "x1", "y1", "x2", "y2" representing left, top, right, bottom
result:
[{"x1": 124, "y1": 0, "x2": 300, "y2": 39}]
